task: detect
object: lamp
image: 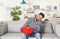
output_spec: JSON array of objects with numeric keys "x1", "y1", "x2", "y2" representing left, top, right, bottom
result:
[{"x1": 21, "y1": 0, "x2": 26, "y2": 4}]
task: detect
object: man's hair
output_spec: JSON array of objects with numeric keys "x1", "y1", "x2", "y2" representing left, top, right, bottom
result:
[{"x1": 39, "y1": 13, "x2": 45, "y2": 18}]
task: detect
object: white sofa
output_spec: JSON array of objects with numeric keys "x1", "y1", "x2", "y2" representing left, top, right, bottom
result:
[{"x1": 0, "y1": 20, "x2": 60, "y2": 39}]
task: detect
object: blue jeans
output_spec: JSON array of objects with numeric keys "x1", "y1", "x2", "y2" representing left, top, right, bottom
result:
[{"x1": 22, "y1": 33, "x2": 41, "y2": 39}]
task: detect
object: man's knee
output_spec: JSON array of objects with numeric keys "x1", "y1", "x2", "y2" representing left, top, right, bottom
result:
[
  {"x1": 22, "y1": 34, "x2": 27, "y2": 37},
  {"x1": 22, "y1": 34, "x2": 28, "y2": 39},
  {"x1": 35, "y1": 33, "x2": 41, "y2": 37},
  {"x1": 35, "y1": 33, "x2": 41, "y2": 39},
  {"x1": 35, "y1": 33, "x2": 40, "y2": 35}
]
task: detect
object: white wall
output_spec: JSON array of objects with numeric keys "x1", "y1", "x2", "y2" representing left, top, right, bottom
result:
[{"x1": 0, "y1": 0, "x2": 60, "y2": 21}]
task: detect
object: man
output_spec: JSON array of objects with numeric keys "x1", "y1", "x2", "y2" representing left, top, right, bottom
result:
[{"x1": 22, "y1": 13, "x2": 45, "y2": 39}]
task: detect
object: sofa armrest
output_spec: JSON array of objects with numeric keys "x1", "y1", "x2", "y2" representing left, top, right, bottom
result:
[
  {"x1": 51, "y1": 22, "x2": 60, "y2": 37},
  {"x1": 55, "y1": 24, "x2": 60, "y2": 37},
  {"x1": 0, "y1": 22, "x2": 8, "y2": 36}
]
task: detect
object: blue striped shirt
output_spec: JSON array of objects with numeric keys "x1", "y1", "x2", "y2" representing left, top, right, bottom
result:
[{"x1": 25, "y1": 17, "x2": 42, "y2": 32}]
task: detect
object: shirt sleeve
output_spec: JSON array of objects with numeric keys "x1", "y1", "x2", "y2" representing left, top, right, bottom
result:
[
  {"x1": 24, "y1": 17, "x2": 32, "y2": 26},
  {"x1": 36, "y1": 21, "x2": 42, "y2": 32}
]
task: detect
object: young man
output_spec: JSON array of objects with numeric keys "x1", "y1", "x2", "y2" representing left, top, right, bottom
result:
[{"x1": 22, "y1": 13, "x2": 45, "y2": 39}]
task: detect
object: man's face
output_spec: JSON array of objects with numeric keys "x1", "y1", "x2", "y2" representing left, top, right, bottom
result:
[{"x1": 36, "y1": 15, "x2": 43, "y2": 20}]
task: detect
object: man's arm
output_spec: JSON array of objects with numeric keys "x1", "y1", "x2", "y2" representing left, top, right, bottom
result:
[
  {"x1": 22, "y1": 17, "x2": 32, "y2": 27},
  {"x1": 36, "y1": 21, "x2": 42, "y2": 32}
]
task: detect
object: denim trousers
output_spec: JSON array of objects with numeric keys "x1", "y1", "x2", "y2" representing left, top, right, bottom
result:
[{"x1": 22, "y1": 33, "x2": 41, "y2": 39}]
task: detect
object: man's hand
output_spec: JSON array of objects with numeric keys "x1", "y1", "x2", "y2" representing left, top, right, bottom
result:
[
  {"x1": 32, "y1": 28, "x2": 38, "y2": 33},
  {"x1": 22, "y1": 24, "x2": 27, "y2": 27}
]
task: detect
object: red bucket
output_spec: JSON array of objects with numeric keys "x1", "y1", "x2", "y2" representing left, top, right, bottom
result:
[{"x1": 21, "y1": 26, "x2": 32, "y2": 34}]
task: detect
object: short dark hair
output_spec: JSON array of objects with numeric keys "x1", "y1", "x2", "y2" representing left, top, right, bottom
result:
[{"x1": 39, "y1": 13, "x2": 45, "y2": 18}]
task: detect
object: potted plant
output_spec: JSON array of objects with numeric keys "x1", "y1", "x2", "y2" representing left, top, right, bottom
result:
[{"x1": 10, "y1": 6, "x2": 22, "y2": 21}]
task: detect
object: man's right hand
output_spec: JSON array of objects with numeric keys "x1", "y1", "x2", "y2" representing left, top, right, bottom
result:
[{"x1": 22, "y1": 24, "x2": 27, "y2": 27}]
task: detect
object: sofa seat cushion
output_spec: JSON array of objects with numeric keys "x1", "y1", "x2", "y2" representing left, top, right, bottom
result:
[
  {"x1": 42, "y1": 33, "x2": 60, "y2": 39},
  {"x1": 1, "y1": 33, "x2": 22, "y2": 39},
  {"x1": 1, "y1": 33, "x2": 36, "y2": 39}
]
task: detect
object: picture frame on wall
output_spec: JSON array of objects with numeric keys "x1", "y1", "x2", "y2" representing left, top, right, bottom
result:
[
  {"x1": 46, "y1": 6, "x2": 52, "y2": 11},
  {"x1": 0, "y1": 2, "x2": 4, "y2": 6},
  {"x1": 26, "y1": 8, "x2": 34, "y2": 13},
  {"x1": 33, "y1": 5, "x2": 40, "y2": 10},
  {"x1": 6, "y1": 6, "x2": 11, "y2": 10},
  {"x1": 54, "y1": 6, "x2": 57, "y2": 10}
]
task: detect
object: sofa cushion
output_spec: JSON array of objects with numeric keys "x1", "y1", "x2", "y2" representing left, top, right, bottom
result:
[
  {"x1": 29, "y1": 37, "x2": 36, "y2": 39},
  {"x1": 54, "y1": 23, "x2": 60, "y2": 37},
  {"x1": 7, "y1": 20, "x2": 25, "y2": 33},
  {"x1": 0, "y1": 22, "x2": 8, "y2": 36},
  {"x1": 41, "y1": 21, "x2": 53, "y2": 33},
  {"x1": 51, "y1": 22, "x2": 56, "y2": 33},
  {"x1": 42, "y1": 33, "x2": 59, "y2": 39},
  {"x1": 7, "y1": 20, "x2": 52, "y2": 33},
  {"x1": 51, "y1": 21, "x2": 60, "y2": 37},
  {"x1": 1, "y1": 33, "x2": 22, "y2": 39},
  {"x1": 0, "y1": 37, "x2": 1, "y2": 39},
  {"x1": 1, "y1": 33, "x2": 59, "y2": 39},
  {"x1": 1, "y1": 33, "x2": 36, "y2": 39}
]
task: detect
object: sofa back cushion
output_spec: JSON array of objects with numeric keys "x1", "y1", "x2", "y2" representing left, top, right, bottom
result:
[
  {"x1": 7, "y1": 20, "x2": 53, "y2": 33},
  {"x1": 7, "y1": 20, "x2": 25, "y2": 33},
  {"x1": 40, "y1": 21, "x2": 53, "y2": 33}
]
